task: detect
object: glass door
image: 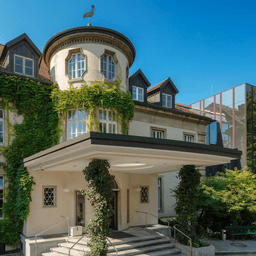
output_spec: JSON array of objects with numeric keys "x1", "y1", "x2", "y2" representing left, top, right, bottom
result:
[{"x1": 76, "y1": 191, "x2": 85, "y2": 227}]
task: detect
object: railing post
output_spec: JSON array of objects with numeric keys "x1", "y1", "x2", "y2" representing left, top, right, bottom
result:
[
  {"x1": 35, "y1": 235, "x2": 37, "y2": 256},
  {"x1": 146, "y1": 212, "x2": 148, "y2": 228},
  {"x1": 68, "y1": 218, "x2": 70, "y2": 237}
]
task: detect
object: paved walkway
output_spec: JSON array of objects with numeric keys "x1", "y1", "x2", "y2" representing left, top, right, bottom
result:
[{"x1": 208, "y1": 239, "x2": 256, "y2": 255}]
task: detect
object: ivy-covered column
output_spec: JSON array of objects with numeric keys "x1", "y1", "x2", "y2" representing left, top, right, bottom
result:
[
  {"x1": 83, "y1": 159, "x2": 115, "y2": 256},
  {"x1": 172, "y1": 165, "x2": 201, "y2": 246}
]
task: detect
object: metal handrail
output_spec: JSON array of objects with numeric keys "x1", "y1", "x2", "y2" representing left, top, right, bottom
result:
[
  {"x1": 107, "y1": 237, "x2": 118, "y2": 256},
  {"x1": 35, "y1": 215, "x2": 69, "y2": 256},
  {"x1": 174, "y1": 225, "x2": 192, "y2": 256},
  {"x1": 68, "y1": 234, "x2": 87, "y2": 256},
  {"x1": 136, "y1": 210, "x2": 171, "y2": 238}
]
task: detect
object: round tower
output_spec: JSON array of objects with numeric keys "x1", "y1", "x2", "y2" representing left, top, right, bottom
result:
[{"x1": 43, "y1": 26, "x2": 136, "y2": 92}]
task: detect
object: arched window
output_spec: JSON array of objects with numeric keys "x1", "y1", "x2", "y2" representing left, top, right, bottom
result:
[
  {"x1": 101, "y1": 55, "x2": 115, "y2": 80},
  {"x1": 68, "y1": 54, "x2": 85, "y2": 79}
]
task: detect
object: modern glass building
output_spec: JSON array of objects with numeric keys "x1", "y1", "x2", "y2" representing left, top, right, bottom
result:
[{"x1": 191, "y1": 83, "x2": 256, "y2": 175}]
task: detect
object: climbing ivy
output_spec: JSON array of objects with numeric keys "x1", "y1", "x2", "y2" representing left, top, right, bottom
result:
[
  {"x1": 171, "y1": 165, "x2": 201, "y2": 246},
  {"x1": 82, "y1": 159, "x2": 115, "y2": 256},
  {"x1": 0, "y1": 73, "x2": 61, "y2": 245},
  {"x1": 51, "y1": 79, "x2": 135, "y2": 134}
]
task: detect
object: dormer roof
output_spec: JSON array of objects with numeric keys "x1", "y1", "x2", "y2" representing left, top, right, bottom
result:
[
  {"x1": 147, "y1": 77, "x2": 179, "y2": 95},
  {"x1": 129, "y1": 69, "x2": 151, "y2": 88},
  {"x1": 0, "y1": 33, "x2": 42, "y2": 65}
]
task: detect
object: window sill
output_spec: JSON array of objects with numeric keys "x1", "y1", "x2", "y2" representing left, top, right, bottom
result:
[
  {"x1": 68, "y1": 77, "x2": 84, "y2": 83},
  {"x1": 14, "y1": 71, "x2": 34, "y2": 78}
]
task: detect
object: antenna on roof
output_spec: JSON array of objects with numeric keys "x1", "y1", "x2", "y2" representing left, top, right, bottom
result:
[{"x1": 83, "y1": 5, "x2": 96, "y2": 26}]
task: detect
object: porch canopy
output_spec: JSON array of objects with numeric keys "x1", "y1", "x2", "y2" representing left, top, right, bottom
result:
[{"x1": 22, "y1": 132, "x2": 242, "y2": 174}]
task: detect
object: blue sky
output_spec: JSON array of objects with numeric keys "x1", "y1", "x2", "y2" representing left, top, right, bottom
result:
[{"x1": 1, "y1": 0, "x2": 255, "y2": 105}]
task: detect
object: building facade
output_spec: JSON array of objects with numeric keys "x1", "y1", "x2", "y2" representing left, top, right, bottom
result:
[
  {"x1": 0, "y1": 26, "x2": 241, "y2": 255},
  {"x1": 191, "y1": 83, "x2": 256, "y2": 175}
]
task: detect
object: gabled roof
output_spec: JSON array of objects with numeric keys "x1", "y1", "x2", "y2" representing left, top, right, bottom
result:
[
  {"x1": 147, "y1": 77, "x2": 179, "y2": 95},
  {"x1": 5, "y1": 33, "x2": 42, "y2": 56},
  {"x1": 0, "y1": 33, "x2": 42, "y2": 65},
  {"x1": 129, "y1": 69, "x2": 151, "y2": 87}
]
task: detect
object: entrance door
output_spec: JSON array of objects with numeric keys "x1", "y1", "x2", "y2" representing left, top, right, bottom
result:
[
  {"x1": 110, "y1": 191, "x2": 118, "y2": 230},
  {"x1": 76, "y1": 191, "x2": 85, "y2": 227}
]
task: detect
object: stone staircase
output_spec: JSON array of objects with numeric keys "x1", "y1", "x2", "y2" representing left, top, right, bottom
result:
[{"x1": 42, "y1": 235, "x2": 185, "y2": 256}]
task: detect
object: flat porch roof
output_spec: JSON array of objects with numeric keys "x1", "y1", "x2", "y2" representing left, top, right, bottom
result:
[{"x1": 22, "y1": 132, "x2": 242, "y2": 174}]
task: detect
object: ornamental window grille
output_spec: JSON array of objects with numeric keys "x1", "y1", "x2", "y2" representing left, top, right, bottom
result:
[
  {"x1": 68, "y1": 54, "x2": 85, "y2": 79},
  {"x1": 140, "y1": 186, "x2": 149, "y2": 203},
  {"x1": 43, "y1": 187, "x2": 56, "y2": 207},
  {"x1": 14, "y1": 55, "x2": 34, "y2": 77},
  {"x1": 99, "y1": 109, "x2": 117, "y2": 134},
  {"x1": 67, "y1": 109, "x2": 87, "y2": 140},
  {"x1": 162, "y1": 93, "x2": 172, "y2": 108},
  {"x1": 0, "y1": 176, "x2": 4, "y2": 219},
  {"x1": 0, "y1": 109, "x2": 4, "y2": 144},
  {"x1": 152, "y1": 129, "x2": 164, "y2": 139},
  {"x1": 184, "y1": 134, "x2": 194, "y2": 143},
  {"x1": 101, "y1": 55, "x2": 115, "y2": 80},
  {"x1": 132, "y1": 86, "x2": 143, "y2": 102}
]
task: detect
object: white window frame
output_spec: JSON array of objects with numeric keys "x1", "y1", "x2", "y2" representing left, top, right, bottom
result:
[
  {"x1": 68, "y1": 53, "x2": 85, "y2": 79},
  {"x1": 67, "y1": 109, "x2": 87, "y2": 140},
  {"x1": 99, "y1": 109, "x2": 117, "y2": 134},
  {"x1": 0, "y1": 109, "x2": 4, "y2": 145},
  {"x1": 162, "y1": 93, "x2": 172, "y2": 108},
  {"x1": 43, "y1": 186, "x2": 56, "y2": 207},
  {"x1": 101, "y1": 55, "x2": 116, "y2": 81},
  {"x1": 151, "y1": 129, "x2": 164, "y2": 139},
  {"x1": 0, "y1": 176, "x2": 4, "y2": 219},
  {"x1": 184, "y1": 134, "x2": 195, "y2": 143},
  {"x1": 132, "y1": 86, "x2": 144, "y2": 102},
  {"x1": 14, "y1": 54, "x2": 34, "y2": 77}
]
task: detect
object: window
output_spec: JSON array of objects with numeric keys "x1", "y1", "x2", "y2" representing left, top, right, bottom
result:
[
  {"x1": 0, "y1": 176, "x2": 4, "y2": 219},
  {"x1": 132, "y1": 86, "x2": 144, "y2": 102},
  {"x1": 67, "y1": 109, "x2": 87, "y2": 140},
  {"x1": 68, "y1": 54, "x2": 85, "y2": 79},
  {"x1": 101, "y1": 55, "x2": 115, "y2": 80},
  {"x1": 43, "y1": 187, "x2": 56, "y2": 207},
  {"x1": 0, "y1": 109, "x2": 3, "y2": 145},
  {"x1": 140, "y1": 186, "x2": 149, "y2": 203},
  {"x1": 184, "y1": 134, "x2": 194, "y2": 142},
  {"x1": 99, "y1": 109, "x2": 117, "y2": 134},
  {"x1": 152, "y1": 129, "x2": 164, "y2": 139},
  {"x1": 158, "y1": 178, "x2": 162, "y2": 211},
  {"x1": 14, "y1": 55, "x2": 34, "y2": 77},
  {"x1": 162, "y1": 93, "x2": 172, "y2": 108}
]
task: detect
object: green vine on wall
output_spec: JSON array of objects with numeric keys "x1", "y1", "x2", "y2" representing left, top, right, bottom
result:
[
  {"x1": 51, "y1": 79, "x2": 135, "y2": 134},
  {"x1": 83, "y1": 159, "x2": 115, "y2": 256},
  {"x1": 0, "y1": 73, "x2": 61, "y2": 245}
]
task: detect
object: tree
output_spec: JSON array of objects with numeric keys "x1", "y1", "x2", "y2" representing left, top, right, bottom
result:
[{"x1": 196, "y1": 168, "x2": 256, "y2": 231}]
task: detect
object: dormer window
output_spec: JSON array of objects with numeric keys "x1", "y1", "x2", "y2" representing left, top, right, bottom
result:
[
  {"x1": 162, "y1": 93, "x2": 172, "y2": 108},
  {"x1": 132, "y1": 86, "x2": 144, "y2": 102},
  {"x1": 101, "y1": 55, "x2": 115, "y2": 80},
  {"x1": 68, "y1": 54, "x2": 85, "y2": 79},
  {"x1": 14, "y1": 55, "x2": 34, "y2": 77}
]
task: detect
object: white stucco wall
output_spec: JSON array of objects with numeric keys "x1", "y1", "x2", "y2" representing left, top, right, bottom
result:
[
  {"x1": 50, "y1": 43, "x2": 129, "y2": 92},
  {"x1": 24, "y1": 170, "x2": 158, "y2": 237}
]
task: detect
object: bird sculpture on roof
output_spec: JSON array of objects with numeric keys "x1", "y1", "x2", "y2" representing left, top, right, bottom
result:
[{"x1": 83, "y1": 5, "x2": 96, "y2": 26}]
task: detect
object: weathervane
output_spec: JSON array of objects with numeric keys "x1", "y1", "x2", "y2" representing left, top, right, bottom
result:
[{"x1": 83, "y1": 5, "x2": 96, "y2": 26}]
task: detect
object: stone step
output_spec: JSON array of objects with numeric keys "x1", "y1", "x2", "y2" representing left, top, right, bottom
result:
[
  {"x1": 42, "y1": 252, "x2": 64, "y2": 256},
  {"x1": 50, "y1": 246, "x2": 89, "y2": 256},
  {"x1": 108, "y1": 237, "x2": 172, "y2": 253},
  {"x1": 107, "y1": 243, "x2": 180, "y2": 256},
  {"x1": 58, "y1": 242, "x2": 89, "y2": 251}
]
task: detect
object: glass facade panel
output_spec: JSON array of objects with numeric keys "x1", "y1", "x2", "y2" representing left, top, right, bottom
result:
[
  {"x1": 234, "y1": 84, "x2": 246, "y2": 167},
  {"x1": 204, "y1": 96, "x2": 214, "y2": 118},
  {"x1": 222, "y1": 89, "x2": 233, "y2": 149}
]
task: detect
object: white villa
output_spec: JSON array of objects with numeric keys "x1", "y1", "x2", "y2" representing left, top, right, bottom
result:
[{"x1": 0, "y1": 25, "x2": 241, "y2": 255}]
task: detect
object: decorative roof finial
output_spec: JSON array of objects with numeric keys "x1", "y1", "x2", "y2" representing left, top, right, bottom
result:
[{"x1": 83, "y1": 5, "x2": 96, "y2": 26}]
